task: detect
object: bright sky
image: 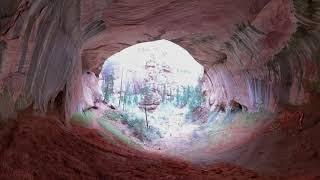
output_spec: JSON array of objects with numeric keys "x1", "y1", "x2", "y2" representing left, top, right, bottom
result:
[{"x1": 101, "y1": 39, "x2": 204, "y2": 86}]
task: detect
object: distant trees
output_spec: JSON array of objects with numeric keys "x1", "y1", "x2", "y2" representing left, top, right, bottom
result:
[
  {"x1": 103, "y1": 72, "x2": 115, "y2": 102},
  {"x1": 173, "y1": 85, "x2": 204, "y2": 111},
  {"x1": 187, "y1": 85, "x2": 204, "y2": 111},
  {"x1": 102, "y1": 75, "x2": 204, "y2": 112},
  {"x1": 122, "y1": 83, "x2": 134, "y2": 110},
  {"x1": 101, "y1": 61, "x2": 204, "y2": 114}
]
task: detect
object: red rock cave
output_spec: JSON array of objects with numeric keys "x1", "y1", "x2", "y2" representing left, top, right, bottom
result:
[{"x1": 0, "y1": 0, "x2": 320, "y2": 179}]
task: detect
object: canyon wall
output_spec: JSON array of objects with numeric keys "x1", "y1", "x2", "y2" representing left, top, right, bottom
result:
[
  {"x1": 81, "y1": 0, "x2": 320, "y2": 112},
  {"x1": 203, "y1": 0, "x2": 320, "y2": 111},
  {"x1": 0, "y1": 0, "x2": 319, "y2": 120},
  {"x1": 0, "y1": 0, "x2": 83, "y2": 120}
]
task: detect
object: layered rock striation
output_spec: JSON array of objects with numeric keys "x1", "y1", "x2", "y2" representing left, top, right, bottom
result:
[{"x1": 0, "y1": 0, "x2": 319, "y2": 118}]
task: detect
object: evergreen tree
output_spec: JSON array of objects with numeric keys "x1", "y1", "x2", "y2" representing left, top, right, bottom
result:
[
  {"x1": 175, "y1": 87, "x2": 181, "y2": 107},
  {"x1": 133, "y1": 94, "x2": 139, "y2": 105},
  {"x1": 188, "y1": 85, "x2": 204, "y2": 111},
  {"x1": 180, "y1": 86, "x2": 189, "y2": 107},
  {"x1": 123, "y1": 84, "x2": 130, "y2": 109},
  {"x1": 103, "y1": 73, "x2": 115, "y2": 102}
]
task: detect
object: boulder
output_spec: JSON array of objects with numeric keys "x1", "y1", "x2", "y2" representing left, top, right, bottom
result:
[
  {"x1": 228, "y1": 100, "x2": 247, "y2": 113},
  {"x1": 81, "y1": 71, "x2": 103, "y2": 110}
]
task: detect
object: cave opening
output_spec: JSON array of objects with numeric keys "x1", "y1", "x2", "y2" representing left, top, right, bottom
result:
[
  {"x1": 76, "y1": 39, "x2": 277, "y2": 156},
  {"x1": 2, "y1": 0, "x2": 320, "y2": 178},
  {"x1": 96, "y1": 40, "x2": 207, "y2": 148}
]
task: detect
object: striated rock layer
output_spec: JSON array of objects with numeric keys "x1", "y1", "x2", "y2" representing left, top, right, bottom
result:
[
  {"x1": 0, "y1": 111, "x2": 271, "y2": 180},
  {"x1": 0, "y1": 0, "x2": 319, "y2": 119},
  {"x1": 0, "y1": 0, "x2": 83, "y2": 119},
  {"x1": 0, "y1": 0, "x2": 320, "y2": 179}
]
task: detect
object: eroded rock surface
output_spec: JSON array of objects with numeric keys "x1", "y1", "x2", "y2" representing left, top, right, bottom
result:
[
  {"x1": 0, "y1": 0, "x2": 320, "y2": 179},
  {"x1": 0, "y1": 0, "x2": 319, "y2": 117},
  {"x1": 81, "y1": 71, "x2": 103, "y2": 110},
  {"x1": 0, "y1": 112, "x2": 272, "y2": 180}
]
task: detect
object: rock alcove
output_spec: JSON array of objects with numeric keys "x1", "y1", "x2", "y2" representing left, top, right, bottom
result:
[
  {"x1": 84, "y1": 40, "x2": 206, "y2": 152},
  {"x1": 80, "y1": 39, "x2": 271, "y2": 158},
  {"x1": 0, "y1": 0, "x2": 320, "y2": 179}
]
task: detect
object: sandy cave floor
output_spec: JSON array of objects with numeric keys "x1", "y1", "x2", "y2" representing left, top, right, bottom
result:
[
  {"x1": 0, "y1": 99, "x2": 320, "y2": 179},
  {"x1": 0, "y1": 112, "x2": 272, "y2": 180}
]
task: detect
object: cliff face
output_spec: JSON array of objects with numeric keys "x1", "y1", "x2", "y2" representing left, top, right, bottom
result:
[
  {"x1": 1, "y1": 0, "x2": 320, "y2": 179},
  {"x1": 0, "y1": 0, "x2": 319, "y2": 118},
  {"x1": 0, "y1": 0, "x2": 82, "y2": 119}
]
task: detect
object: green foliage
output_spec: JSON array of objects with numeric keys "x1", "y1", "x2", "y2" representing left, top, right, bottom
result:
[
  {"x1": 122, "y1": 83, "x2": 135, "y2": 109},
  {"x1": 133, "y1": 95, "x2": 139, "y2": 104},
  {"x1": 180, "y1": 86, "x2": 191, "y2": 107},
  {"x1": 120, "y1": 113, "x2": 161, "y2": 141},
  {"x1": 70, "y1": 111, "x2": 94, "y2": 127},
  {"x1": 103, "y1": 74, "x2": 115, "y2": 102},
  {"x1": 103, "y1": 110, "x2": 129, "y2": 122},
  {"x1": 71, "y1": 111, "x2": 141, "y2": 147},
  {"x1": 173, "y1": 85, "x2": 204, "y2": 111},
  {"x1": 187, "y1": 85, "x2": 204, "y2": 111},
  {"x1": 101, "y1": 70, "x2": 205, "y2": 114},
  {"x1": 97, "y1": 120, "x2": 138, "y2": 147},
  {"x1": 102, "y1": 110, "x2": 161, "y2": 142}
]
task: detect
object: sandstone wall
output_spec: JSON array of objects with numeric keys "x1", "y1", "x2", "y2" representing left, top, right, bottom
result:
[{"x1": 0, "y1": 0, "x2": 319, "y2": 120}]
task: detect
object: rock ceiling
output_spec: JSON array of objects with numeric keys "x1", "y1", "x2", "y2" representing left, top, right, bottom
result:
[
  {"x1": 81, "y1": 0, "x2": 288, "y2": 71},
  {"x1": 0, "y1": 0, "x2": 319, "y2": 118}
]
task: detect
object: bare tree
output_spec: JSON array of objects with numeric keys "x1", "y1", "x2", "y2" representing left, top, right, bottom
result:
[
  {"x1": 118, "y1": 67, "x2": 124, "y2": 108},
  {"x1": 144, "y1": 105, "x2": 149, "y2": 128}
]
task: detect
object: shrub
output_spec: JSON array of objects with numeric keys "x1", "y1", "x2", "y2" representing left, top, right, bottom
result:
[
  {"x1": 103, "y1": 110, "x2": 129, "y2": 122},
  {"x1": 207, "y1": 110, "x2": 273, "y2": 128},
  {"x1": 70, "y1": 111, "x2": 94, "y2": 127},
  {"x1": 102, "y1": 110, "x2": 161, "y2": 142},
  {"x1": 97, "y1": 120, "x2": 138, "y2": 147}
]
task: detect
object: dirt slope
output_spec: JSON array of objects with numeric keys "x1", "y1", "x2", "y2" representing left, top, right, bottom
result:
[
  {"x1": 198, "y1": 97, "x2": 320, "y2": 179},
  {"x1": 0, "y1": 112, "x2": 270, "y2": 180}
]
